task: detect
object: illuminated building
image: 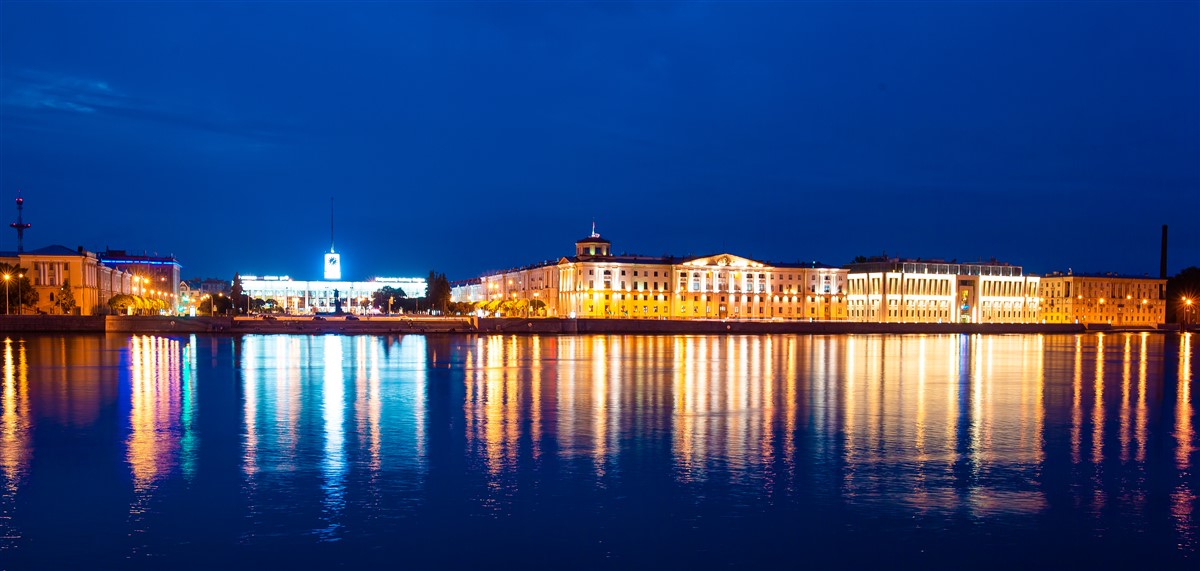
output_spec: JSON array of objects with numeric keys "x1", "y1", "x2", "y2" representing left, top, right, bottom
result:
[
  {"x1": 97, "y1": 250, "x2": 182, "y2": 310},
  {"x1": 845, "y1": 258, "x2": 1041, "y2": 323},
  {"x1": 239, "y1": 275, "x2": 425, "y2": 314},
  {"x1": 239, "y1": 206, "x2": 424, "y2": 314},
  {"x1": 0, "y1": 245, "x2": 138, "y2": 315},
  {"x1": 451, "y1": 230, "x2": 849, "y2": 320},
  {"x1": 1039, "y1": 273, "x2": 1166, "y2": 325}
]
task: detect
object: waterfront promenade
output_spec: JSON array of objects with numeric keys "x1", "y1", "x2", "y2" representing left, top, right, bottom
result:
[{"x1": 1, "y1": 314, "x2": 1187, "y2": 336}]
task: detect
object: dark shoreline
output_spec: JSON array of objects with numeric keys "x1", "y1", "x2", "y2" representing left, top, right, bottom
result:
[{"x1": 1, "y1": 315, "x2": 1190, "y2": 336}]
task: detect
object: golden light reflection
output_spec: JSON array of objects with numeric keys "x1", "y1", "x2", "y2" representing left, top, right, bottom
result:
[
  {"x1": 1072, "y1": 335, "x2": 1083, "y2": 464},
  {"x1": 1178, "y1": 332, "x2": 1193, "y2": 470},
  {"x1": 1120, "y1": 334, "x2": 1132, "y2": 463},
  {"x1": 1174, "y1": 332, "x2": 1194, "y2": 551},
  {"x1": 831, "y1": 334, "x2": 1048, "y2": 517},
  {"x1": 1137, "y1": 333, "x2": 1148, "y2": 463},
  {"x1": 1093, "y1": 334, "x2": 1106, "y2": 466},
  {"x1": 127, "y1": 336, "x2": 183, "y2": 490},
  {"x1": 126, "y1": 335, "x2": 186, "y2": 532},
  {"x1": 1, "y1": 338, "x2": 31, "y2": 548}
]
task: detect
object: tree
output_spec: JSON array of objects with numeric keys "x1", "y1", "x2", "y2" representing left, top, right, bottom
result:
[
  {"x1": 232, "y1": 273, "x2": 247, "y2": 315},
  {"x1": 372, "y1": 286, "x2": 407, "y2": 313},
  {"x1": 529, "y1": 298, "x2": 547, "y2": 316},
  {"x1": 56, "y1": 279, "x2": 78, "y2": 315},
  {"x1": 425, "y1": 271, "x2": 452, "y2": 315},
  {"x1": 1167, "y1": 266, "x2": 1200, "y2": 323},
  {"x1": 108, "y1": 294, "x2": 137, "y2": 314},
  {"x1": 199, "y1": 295, "x2": 232, "y2": 316},
  {"x1": 0, "y1": 263, "x2": 38, "y2": 314}
]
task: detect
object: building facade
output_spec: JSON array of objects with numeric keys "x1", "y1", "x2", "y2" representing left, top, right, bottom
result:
[
  {"x1": 1, "y1": 245, "x2": 139, "y2": 315},
  {"x1": 1039, "y1": 273, "x2": 1166, "y2": 326},
  {"x1": 452, "y1": 232, "x2": 849, "y2": 320},
  {"x1": 98, "y1": 250, "x2": 183, "y2": 311},
  {"x1": 240, "y1": 276, "x2": 426, "y2": 314},
  {"x1": 845, "y1": 259, "x2": 1041, "y2": 323}
]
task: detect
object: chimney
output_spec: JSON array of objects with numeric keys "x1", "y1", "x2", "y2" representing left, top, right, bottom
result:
[{"x1": 1161, "y1": 224, "x2": 1168, "y2": 279}]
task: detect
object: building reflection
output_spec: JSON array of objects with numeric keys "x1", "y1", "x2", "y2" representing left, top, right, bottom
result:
[
  {"x1": 125, "y1": 334, "x2": 191, "y2": 545},
  {"x1": 1, "y1": 338, "x2": 31, "y2": 549},
  {"x1": 1175, "y1": 332, "x2": 1194, "y2": 549},
  {"x1": 239, "y1": 334, "x2": 429, "y2": 538},
  {"x1": 446, "y1": 332, "x2": 1197, "y2": 526}
]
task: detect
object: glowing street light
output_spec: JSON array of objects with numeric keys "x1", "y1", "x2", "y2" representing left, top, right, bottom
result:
[{"x1": 3, "y1": 273, "x2": 9, "y2": 315}]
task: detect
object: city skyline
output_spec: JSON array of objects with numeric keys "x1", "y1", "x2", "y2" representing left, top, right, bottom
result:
[{"x1": 2, "y1": 2, "x2": 1196, "y2": 280}]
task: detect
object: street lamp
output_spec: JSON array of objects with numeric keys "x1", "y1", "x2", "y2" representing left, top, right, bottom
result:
[
  {"x1": 3, "y1": 273, "x2": 9, "y2": 315},
  {"x1": 17, "y1": 273, "x2": 23, "y2": 315}
]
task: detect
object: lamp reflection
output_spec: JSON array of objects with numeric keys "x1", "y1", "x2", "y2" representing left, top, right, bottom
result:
[
  {"x1": 126, "y1": 335, "x2": 187, "y2": 538},
  {"x1": 1174, "y1": 332, "x2": 1194, "y2": 549},
  {"x1": 1, "y1": 338, "x2": 30, "y2": 549},
  {"x1": 318, "y1": 337, "x2": 346, "y2": 540}
]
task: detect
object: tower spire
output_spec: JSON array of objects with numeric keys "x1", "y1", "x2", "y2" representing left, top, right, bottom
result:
[
  {"x1": 590, "y1": 219, "x2": 598, "y2": 238},
  {"x1": 10, "y1": 191, "x2": 31, "y2": 253},
  {"x1": 330, "y1": 197, "x2": 335, "y2": 253}
]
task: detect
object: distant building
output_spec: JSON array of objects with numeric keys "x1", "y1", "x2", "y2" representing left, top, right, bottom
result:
[
  {"x1": 1039, "y1": 273, "x2": 1166, "y2": 326},
  {"x1": 452, "y1": 230, "x2": 849, "y2": 320},
  {"x1": 239, "y1": 275, "x2": 425, "y2": 314},
  {"x1": 98, "y1": 250, "x2": 182, "y2": 310},
  {"x1": 845, "y1": 258, "x2": 1041, "y2": 323}
]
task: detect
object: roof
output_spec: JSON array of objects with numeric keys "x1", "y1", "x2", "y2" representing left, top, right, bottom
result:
[
  {"x1": 1041, "y1": 272, "x2": 1165, "y2": 281},
  {"x1": 17, "y1": 245, "x2": 85, "y2": 256},
  {"x1": 575, "y1": 235, "x2": 611, "y2": 244}
]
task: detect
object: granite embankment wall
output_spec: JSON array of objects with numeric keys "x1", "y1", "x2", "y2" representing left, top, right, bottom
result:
[
  {"x1": 475, "y1": 318, "x2": 1095, "y2": 335},
  {"x1": 1, "y1": 316, "x2": 1186, "y2": 336}
]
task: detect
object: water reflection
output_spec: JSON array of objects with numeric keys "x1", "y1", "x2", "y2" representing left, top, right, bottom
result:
[
  {"x1": 1, "y1": 338, "x2": 31, "y2": 549},
  {"x1": 1, "y1": 332, "x2": 1195, "y2": 567},
  {"x1": 239, "y1": 335, "x2": 429, "y2": 541},
  {"x1": 1176, "y1": 332, "x2": 1194, "y2": 550}
]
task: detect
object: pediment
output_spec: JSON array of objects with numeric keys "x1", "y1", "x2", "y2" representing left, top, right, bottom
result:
[{"x1": 680, "y1": 253, "x2": 767, "y2": 269}]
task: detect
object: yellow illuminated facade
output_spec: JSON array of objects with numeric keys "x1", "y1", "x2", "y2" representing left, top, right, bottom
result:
[
  {"x1": 1039, "y1": 273, "x2": 1166, "y2": 325},
  {"x1": 1, "y1": 245, "x2": 144, "y2": 315},
  {"x1": 846, "y1": 259, "x2": 1041, "y2": 323},
  {"x1": 452, "y1": 232, "x2": 849, "y2": 320}
]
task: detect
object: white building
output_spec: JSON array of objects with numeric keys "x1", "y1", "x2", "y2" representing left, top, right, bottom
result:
[
  {"x1": 846, "y1": 259, "x2": 1040, "y2": 323},
  {"x1": 240, "y1": 275, "x2": 425, "y2": 314}
]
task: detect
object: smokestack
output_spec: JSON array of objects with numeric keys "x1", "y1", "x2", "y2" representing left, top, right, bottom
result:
[{"x1": 1161, "y1": 224, "x2": 1168, "y2": 279}]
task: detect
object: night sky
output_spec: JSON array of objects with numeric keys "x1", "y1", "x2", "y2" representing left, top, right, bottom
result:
[{"x1": 1, "y1": 2, "x2": 1196, "y2": 281}]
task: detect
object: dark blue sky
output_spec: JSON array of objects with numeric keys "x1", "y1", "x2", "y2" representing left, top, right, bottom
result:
[{"x1": 2, "y1": 1, "x2": 1196, "y2": 280}]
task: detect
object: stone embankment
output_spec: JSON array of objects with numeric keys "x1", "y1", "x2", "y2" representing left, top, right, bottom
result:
[{"x1": 1, "y1": 315, "x2": 1190, "y2": 336}]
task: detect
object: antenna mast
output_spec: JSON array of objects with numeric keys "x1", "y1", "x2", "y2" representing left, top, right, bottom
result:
[{"x1": 9, "y1": 192, "x2": 31, "y2": 253}]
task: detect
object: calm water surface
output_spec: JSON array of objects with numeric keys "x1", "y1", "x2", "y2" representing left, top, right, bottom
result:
[{"x1": 0, "y1": 333, "x2": 1196, "y2": 569}]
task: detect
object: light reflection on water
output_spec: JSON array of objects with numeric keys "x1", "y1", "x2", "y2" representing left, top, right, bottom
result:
[{"x1": 0, "y1": 332, "x2": 1196, "y2": 568}]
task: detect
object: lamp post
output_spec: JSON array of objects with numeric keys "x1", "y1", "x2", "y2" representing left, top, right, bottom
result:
[
  {"x1": 3, "y1": 273, "x2": 9, "y2": 315},
  {"x1": 16, "y1": 273, "x2": 22, "y2": 315}
]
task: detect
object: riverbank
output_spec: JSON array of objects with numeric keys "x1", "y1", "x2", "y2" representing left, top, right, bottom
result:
[{"x1": 2, "y1": 314, "x2": 1192, "y2": 336}]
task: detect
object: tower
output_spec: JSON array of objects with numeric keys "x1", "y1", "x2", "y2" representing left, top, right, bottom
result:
[
  {"x1": 575, "y1": 221, "x2": 611, "y2": 260},
  {"x1": 9, "y1": 193, "x2": 31, "y2": 253},
  {"x1": 324, "y1": 197, "x2": 341, "y2": 280}
]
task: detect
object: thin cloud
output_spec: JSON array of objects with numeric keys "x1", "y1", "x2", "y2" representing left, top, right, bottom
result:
[{"x1": 1, "y1": 69, "x2": 290, "y2": 145}]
